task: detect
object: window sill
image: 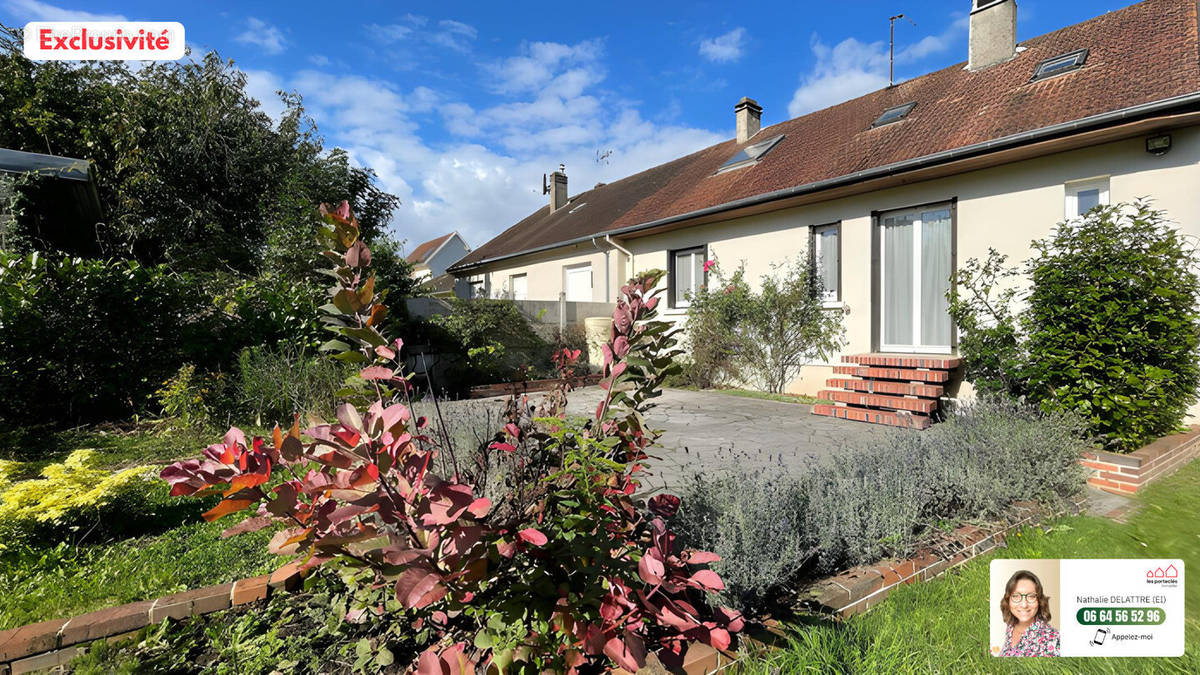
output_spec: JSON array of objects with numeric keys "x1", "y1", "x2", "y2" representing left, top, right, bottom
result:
[{"x1": 821, "y1": 301, "x2": 844, "y2": 310}]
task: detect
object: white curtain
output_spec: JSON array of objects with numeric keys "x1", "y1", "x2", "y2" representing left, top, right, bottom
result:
[
  {"x1": 920, "y1": 209, "x2": 952, "y2": 348},
  {"x1": 818, "y1": 228, "x2": 838, "y2": 300},
  {"x1": 883, "y1": 215, "x2": 914, "y2": 345}
]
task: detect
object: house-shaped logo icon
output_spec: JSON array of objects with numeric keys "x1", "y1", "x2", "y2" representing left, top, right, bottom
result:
[{"x1": 1165, "y1": 564, "x2": 1178, "y2": 578}]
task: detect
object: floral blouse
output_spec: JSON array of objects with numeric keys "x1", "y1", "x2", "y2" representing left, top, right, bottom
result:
[{"x1": 1000, "y1": 618, "x2": 1061, "y2": 657}]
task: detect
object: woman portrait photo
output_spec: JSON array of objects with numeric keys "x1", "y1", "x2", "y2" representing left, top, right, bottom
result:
[{"x1": 999, "y1": 569, "x2": 1060, "y2": 657}]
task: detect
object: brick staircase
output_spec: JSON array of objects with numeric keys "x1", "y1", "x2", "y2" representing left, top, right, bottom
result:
[{"x1": 812, "y1": 353, "x2": 961, "y2": 429}]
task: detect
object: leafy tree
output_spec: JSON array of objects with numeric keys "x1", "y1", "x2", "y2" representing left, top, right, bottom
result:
[
  {"x1": 0, "y1": 25, "x2": 399, "y2": 279},
  {"x1": 949, "y1": 201, "x2": 1200, "y2": 451}
]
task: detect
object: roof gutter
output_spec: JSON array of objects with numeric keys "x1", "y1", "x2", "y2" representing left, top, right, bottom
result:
[{"x1": 449, "y1": 91, "x2": 1200, "y2": 273}]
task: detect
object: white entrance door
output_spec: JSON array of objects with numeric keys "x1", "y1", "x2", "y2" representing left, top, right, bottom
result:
[
  {"x1": 880, "y1": 206, "x2": 952, "y2": 353},
  {"x1": 564, "y1": 264, "x2": 592, "y2": 302}
]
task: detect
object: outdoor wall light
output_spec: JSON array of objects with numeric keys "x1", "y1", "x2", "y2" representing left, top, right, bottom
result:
[{"x1": 1146, "y1": 134, "x2": 1172, "y2": 156}]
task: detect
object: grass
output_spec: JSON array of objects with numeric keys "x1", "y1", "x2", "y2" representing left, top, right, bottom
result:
[
  {"x1": 0, "y1": 423, "x2": 283, "y2": 630},
  {"x1": 731, "y1": 459, "x2": 1200, "y2": 674},
  {"x1": 0, "y1": 515, "x2": 278, "y2": 630},
  {"x1": 667, "y1": 386, "x2": 832, "y2": 406}
]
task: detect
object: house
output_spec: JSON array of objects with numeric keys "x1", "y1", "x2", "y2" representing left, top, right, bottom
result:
[
  {"x1": 0, "y1": 147, "x2": 102, "y2": 252},
  {"x1": 448, "y1": 0, "x2": 1200, "y2": 427},
  {"x1": 405, "y1": 231, "x2": 472, "y2": 297}
]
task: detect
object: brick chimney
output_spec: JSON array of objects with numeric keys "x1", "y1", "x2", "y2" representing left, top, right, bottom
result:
[
  {"x1": 735, "y1": 97, "x2": 762, "y2": 144},
  {"x1": 549, "y1": 165, "x2": 568, "y2": 212},
  {"x1": 968, "y1": 0, "x2": 1017, "y2": 71}
]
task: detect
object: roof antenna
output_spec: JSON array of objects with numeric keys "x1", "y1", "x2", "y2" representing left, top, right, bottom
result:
[
  {"x1": 542, "y1": 173, "x2": 549, "y2": 195},
  {"x1": 889, "y1": 14, "x2": 917, "y2": 87}
]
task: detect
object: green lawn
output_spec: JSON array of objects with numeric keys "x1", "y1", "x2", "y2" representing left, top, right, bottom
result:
[
  {"x1": 0, "y1": 515, "x2": 278, "y2": 630},
  {"x1": 0, "y1": 424, "x2": 282, "y2": 630},
  {"x1": 733, "y1": 460, "x2": 1200, "y2": 674}
]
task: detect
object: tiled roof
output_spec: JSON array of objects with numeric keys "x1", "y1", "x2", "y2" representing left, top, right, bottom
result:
[
  {"x1": 452, "y1": 0, "x2": 1200, "y2": 271},
  {"x1": 406, "y1": 232, "x2": 455, "y2": 264}
]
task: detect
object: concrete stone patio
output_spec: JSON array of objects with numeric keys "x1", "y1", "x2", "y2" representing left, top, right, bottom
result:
[{"x1": 561, "y1": 386, "x2": 893, "y2": 493}]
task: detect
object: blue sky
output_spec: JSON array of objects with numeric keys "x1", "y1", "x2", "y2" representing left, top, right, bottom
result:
[{"x1": 1, "y1": 0, "x2": 1136, "y2": 251}]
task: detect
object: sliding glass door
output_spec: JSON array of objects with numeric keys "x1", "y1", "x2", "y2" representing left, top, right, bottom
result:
[{"x1": 880, "y1": 205, "x2": 952, "y2": 353}]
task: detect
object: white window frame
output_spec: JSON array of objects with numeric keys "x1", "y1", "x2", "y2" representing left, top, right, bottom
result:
[
  {"x1": 670, "y1": 246, "x2": 706, "y2": 309},
  {"x1": 563, "y1": 263, "x2": 592, "y2": 302},
  {"x1": 1065, "y1": 177, "x2": 1109, "y2": 219},
  {"x1": 879, "y1": 204, "x2": 954, "y2": 355},
  {"x1": 812, "y1": 223, "x2": 841, "y2": 306},
  {"x1": 508, "y1": 273, "x2": 527, "y2": 301}
]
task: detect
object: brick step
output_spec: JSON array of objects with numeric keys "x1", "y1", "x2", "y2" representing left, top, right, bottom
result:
[
  {"x1": 819, "y1": 390, "x2": 939, "y2": 414},
  {"x1": 831, "y1": 365, "x2": 950, "y2": 383},
  {"x1": 826, "y1": 378, "x2": 943, "y2": 398},
  {"x1": 812, "y1": 404, "x2": 931, "y2": 430},
  {"x1": 841, "y1": 353, "x2": 961, "y2": 370}
]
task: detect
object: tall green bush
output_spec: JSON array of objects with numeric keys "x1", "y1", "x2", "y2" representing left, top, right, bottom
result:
[
  {"x1": 0, "y1": 252, "x2": 222, "y2": 421},
  {"x1": 428, "y1": 298, "x2": 549, "y2": 386},
  {"x1": 685, "y1": 257, "x2": 843, "y2": 393},
  {"x1": 949, "y1": 201, "x2": 1200, "y2": 451}
]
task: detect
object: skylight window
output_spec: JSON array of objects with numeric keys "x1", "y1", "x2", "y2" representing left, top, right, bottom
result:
[
  {"x1": 716, "y1": 134, "x2": 785, "y2": 174},
  {"x1": 1031, "y1": 48, "x2": 1088, "y2": 81},
  {"x1": 871, "y1": 102, "x2": 916, "y2": 128}
]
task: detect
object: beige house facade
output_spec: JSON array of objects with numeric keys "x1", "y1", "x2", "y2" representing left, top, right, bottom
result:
[{"x1": 450, "y1": 0, "x2": 1200, "y2": 425}]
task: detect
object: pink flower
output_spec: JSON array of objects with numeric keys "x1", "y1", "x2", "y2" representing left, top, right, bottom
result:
[{"x1": 703, "y1": 260, "x2": 716, "y2": 273}]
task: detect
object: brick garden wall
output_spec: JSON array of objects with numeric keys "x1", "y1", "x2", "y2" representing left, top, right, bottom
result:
[{"x1": 1081, "y1": 426, "x2": 1200, "y2": 496}]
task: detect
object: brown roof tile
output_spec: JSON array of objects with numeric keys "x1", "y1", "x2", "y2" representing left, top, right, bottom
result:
[
  {"x1": 406, "y1": 232, "x2": 455, "y2": 264},
  {"x1": 453, "y1": 0, "x2": 1200, "y2": 270}
]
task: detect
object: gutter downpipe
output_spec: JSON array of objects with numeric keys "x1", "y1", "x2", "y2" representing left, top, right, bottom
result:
[
  {"x1": 590, "y1": 236, "x2": 610, "y2": 303},
  {"x1": 448, "y1": 92, "x2": 1200, "y2": 274},
  {"x1": 605, "y1": 235, "x2": 633, "y2": 289}
]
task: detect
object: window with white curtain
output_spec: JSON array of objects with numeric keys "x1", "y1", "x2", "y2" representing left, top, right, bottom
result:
[
  {"x1": 671, "y1": 246, "x2": 706, "y2": 308},
  {"x1": 812, "y1": 223, "x2": 840, "y2": 303},
  {"x1": 1065, "y1": 177, "x2": 1109, "y2": 218}
]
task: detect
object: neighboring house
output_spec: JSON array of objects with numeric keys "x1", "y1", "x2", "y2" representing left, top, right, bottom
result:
[
  {"x1": 448, "y1": 0, "x2": 1200, "y2": 426},
  {"x1": 0, "y1": 147, "x2": 102, "y2": 252},
  {"x1": 406, "y1": 231, "x2": 472, "y2": 297}
]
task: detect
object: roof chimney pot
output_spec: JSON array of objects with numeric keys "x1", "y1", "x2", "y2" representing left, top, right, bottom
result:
[
  {"x1": 735, "y1": 97, "x2": 762, "y2": 144},
  {"x1": 549, "y1": 166, "x2": 568, "y2": 212},
  {"x1": 968, "y1": 0, "x2": 1017, "y2": 71}
]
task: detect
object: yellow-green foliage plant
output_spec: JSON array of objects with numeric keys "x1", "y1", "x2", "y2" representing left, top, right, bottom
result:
[{"x1": 0, "y1": 450, "x2": 154, "y2": 551}]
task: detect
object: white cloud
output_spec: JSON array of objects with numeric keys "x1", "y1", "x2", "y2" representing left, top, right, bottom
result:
[
  {"x1": 1, "y1": 0, "x2": 125, "y2": 21},
  {"x1": 235, "y1": 17, "x2": 286, "y2": 55},
  {"x1": 247, "y1": 36, "x2": 722, "y2": 251},
  {"x1": 309, "y1": 54, "x2": 330, "y2": 67},
  {"x1": 699, "y1": 27, "x2": 747, "y2": 63},
  {"x1": 366, "y1": 23, "x2": 413, "y2": 42},
  {"x1": 366, "y1": 16, "x2": 477, "y2": 53},
  {"x1": 243, "y1": 69, "x2": 287, "y2": 122},
  {"x1": 786, "y1": 16, "x2": 967, "y2": 117},
  {"x1": 430, "y1": 19, "x2": 477, "y2": 52}
]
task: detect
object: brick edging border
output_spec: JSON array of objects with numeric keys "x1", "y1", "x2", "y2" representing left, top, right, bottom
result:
[
  {"x1": 0, "y1": 561, "x2": 304, "y2": 674},
  {"x1": 0, "y1": 494, "x2": 1092, "y2": 675},
  {"x1": 1082, "y1": 425, "x2": 1200, "y2": 495},
  {"x1": 468, "y1": 373, "x2": 602, "y2": 399}
]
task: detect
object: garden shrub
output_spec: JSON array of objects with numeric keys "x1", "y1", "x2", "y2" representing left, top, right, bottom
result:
[
  {"x1": 673, "y1": 473, "x2": 811, "y2": 610},
  {"x1": 672, "y1": 396, "x2": 1088, "y2": 612},
  {"x1": 686, "y1": 257, "x2": 843, "y2": 393},
  {"x1": 949, "y1": 201, "x2": 1200, "y2": 451},
  {"x1": 0, "y1": 449, "x2": 155, "y2": 551},
  {"x1": 428, "y1": 297, "x2": 550, "y2": 385},
  {"x1": 235, "y1": 344, "x2": 350, "y2": 425},
  {"x1": 159, "y1": 202, "x2": 741, "y2": 673},
  {"x1": 0, "y1": 252, "x2": 224, "y2": 422}
]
